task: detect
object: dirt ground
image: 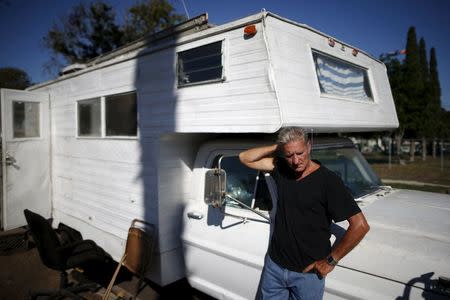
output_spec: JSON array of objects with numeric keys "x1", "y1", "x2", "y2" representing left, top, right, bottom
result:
[
  {"x1": 0, "y1": 228, "x2": 60, "y2": 300},
  {"x1": 0, "y1": 229, "x2": 214, "y2": 300},
  {"x1": 0, "y1": 247, "x2": 60, "y2": 300}
]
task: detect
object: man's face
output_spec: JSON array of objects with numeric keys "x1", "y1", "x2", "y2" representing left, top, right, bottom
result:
[{"x1": 282, "y1": 139, "x2": 311, "y2": 173}]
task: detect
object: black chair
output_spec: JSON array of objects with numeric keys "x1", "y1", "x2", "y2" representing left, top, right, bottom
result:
[{"x1": 24, "y1": 209, "x2": 112, "y2": 300}]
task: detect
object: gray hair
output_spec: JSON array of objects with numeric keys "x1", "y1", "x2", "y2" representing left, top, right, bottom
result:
[{"x1": 276, "y1": 127, "x2": 309, "y2": 145}]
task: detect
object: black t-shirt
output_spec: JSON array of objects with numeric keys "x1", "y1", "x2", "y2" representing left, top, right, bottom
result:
[{"x1": 268, "y1": 160, "x2": 361, "y2": 272}]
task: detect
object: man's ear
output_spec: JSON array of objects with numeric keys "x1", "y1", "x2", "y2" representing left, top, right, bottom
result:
[{"x1": 307, "y1": 141, "x2": 312, "y2": 154}]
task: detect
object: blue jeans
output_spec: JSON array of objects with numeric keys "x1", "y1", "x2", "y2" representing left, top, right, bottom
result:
[{"x1": 260, "y1": 255, "x2": 325, "y2": 300}]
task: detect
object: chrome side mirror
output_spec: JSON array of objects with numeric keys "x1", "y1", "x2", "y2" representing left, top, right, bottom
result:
[{"x1": 204, "y1": 168, "x2": 226, "y2": 207}]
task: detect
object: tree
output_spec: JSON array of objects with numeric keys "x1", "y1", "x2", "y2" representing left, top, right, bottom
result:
[
  {"x1": 418, "y1": 38, "x2": 429, "y2": 86},
  {"x1": 43, "y1": 0, "x2": 185, "y2": 75},
  {"x1": 43, "y1": 1, "x2": 122, "y2": 66},
  {"x1": 383, "y1": 28, "x2": 446, "y2": 160},
  {"x1": 0, "y1": 67, "x2": 32, "y2": 89},
  {"x1": 384, "y1": 58, "x2": 408, "y2": 156},
  {"x1": 417, "y1": 37, "x2": 431, "y2": 159},
  {"x1": 402, "y1": 27, "x2": 423, "y2": 142},
  {"x1": 429, "y1": 48, "x2": 441, "y2": 110},
  {"x1": 122, "y1": 0, "x2": 186, "y2": 43},
  {"x1": 403, "y1": 27, "x2": 423, "y2": 96},
  {"x1": 429, "y1": 47, "x2": 444, "y2": 140},
  {"x1": 441, "y1": 110, "x2": 450, "y2": 139},
  {"x1": 401, "y1": 27, "x2": 420, "y2": 161}
]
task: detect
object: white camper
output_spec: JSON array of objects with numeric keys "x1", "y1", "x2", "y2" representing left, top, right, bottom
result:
[{"x1": 1, "y1": 12, "x2": 449, "y2": 299}]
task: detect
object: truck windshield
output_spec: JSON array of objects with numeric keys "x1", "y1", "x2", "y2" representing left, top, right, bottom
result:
[{"x1": 312, "y1": 147, "x2": 382, "y2": 198}]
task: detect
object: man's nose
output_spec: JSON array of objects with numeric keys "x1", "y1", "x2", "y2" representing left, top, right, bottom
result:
[{"x1": 292, "y1": 155, "x2": 299, "y2": 164}]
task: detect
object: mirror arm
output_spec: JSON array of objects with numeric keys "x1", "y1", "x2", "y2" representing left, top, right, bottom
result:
[{"x1": 225, "y1": 194, "x2": 270, "y2": 221}]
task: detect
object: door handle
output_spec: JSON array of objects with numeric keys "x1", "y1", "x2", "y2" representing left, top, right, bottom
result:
[{"x1": 5, "y1": 153, "x2": 16, "y2": 166}]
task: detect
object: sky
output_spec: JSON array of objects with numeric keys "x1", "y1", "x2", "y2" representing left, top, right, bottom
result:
[{"x1": 0, "y1": 0, "x2": 449, "y2": 110}]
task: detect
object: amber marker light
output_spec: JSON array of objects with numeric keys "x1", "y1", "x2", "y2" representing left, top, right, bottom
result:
[
  {"x1": 244, "y1": 24, "x2": 257, "y2": 37},
  {"x1": 352, "y1": 49, "x2": 359, "y2": 56}
]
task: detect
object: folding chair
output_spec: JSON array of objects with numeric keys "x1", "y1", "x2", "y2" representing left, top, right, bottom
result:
[{"x1": 103, "y1": 219, "x2": 156, "y2": 300}]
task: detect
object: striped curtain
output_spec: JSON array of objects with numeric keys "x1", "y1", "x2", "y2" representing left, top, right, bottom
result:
[{"x1": 314, "y1": 52, "x2": 373, "y2": 101}]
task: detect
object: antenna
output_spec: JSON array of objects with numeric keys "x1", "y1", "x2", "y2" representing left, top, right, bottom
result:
[{"x1": 180, "y1": 0, "x2": 190, "y2": 19}]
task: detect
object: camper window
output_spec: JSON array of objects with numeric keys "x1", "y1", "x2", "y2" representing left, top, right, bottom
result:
[
  {"x1": 312, "y1": 51, "x2": 373, "y2": 101},
  {"x1": 13, "y1": 101, "x2": 40, "y2": 138},
  {"x1": 77, "y1": 92, "x2": 137, "y2": 138},
  {"x1": 105, "y1": 92, "x2": 137, "y2": 136},
  {"x1": 177, "y1": 41, "x2": 223, "y2": 87},
  {"x1": 217, "y1": 156, "x2": 272, "y2": 211},
  {"x1": 77, "y1": 98, "x2": 101, "y2": 137}
]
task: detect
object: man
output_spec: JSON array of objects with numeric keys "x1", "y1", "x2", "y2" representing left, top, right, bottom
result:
[{"x1": 239, "y1": 127, "x2": 370, "y2": 299}]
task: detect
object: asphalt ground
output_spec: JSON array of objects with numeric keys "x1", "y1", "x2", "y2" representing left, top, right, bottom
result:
[{"x1": 0, "y1": 228, "x2": 214, "y2": 300}]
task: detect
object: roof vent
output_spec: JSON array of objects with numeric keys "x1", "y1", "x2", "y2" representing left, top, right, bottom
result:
[{"x1": 60, "y1": 63, "x2": 87, "y2": 75}]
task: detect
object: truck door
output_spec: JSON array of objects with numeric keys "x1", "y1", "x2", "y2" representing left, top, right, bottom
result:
[
  {"x1": 0, "y1": 89, "x2": 50, "y2": 230},
  {"x1": 183, "y1": 152, "x2": 276, "y2": 300}
]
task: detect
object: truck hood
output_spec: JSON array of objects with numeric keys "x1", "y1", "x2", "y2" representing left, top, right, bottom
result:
[{"x1": 337, "y1": 189, "x2": 450, "y2": 293}]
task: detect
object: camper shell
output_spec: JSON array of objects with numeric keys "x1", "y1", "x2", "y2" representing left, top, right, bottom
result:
[
  {"x1": 29, "y1": 11, "x2": 397, "y2": 133},
  {"x1": 3, "y1": 11, "x2": 447, "y2": 300}
]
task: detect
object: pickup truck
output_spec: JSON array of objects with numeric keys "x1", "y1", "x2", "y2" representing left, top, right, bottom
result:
[{"x1": 182, "y1": 136, "x2": 450, "y2": 299}]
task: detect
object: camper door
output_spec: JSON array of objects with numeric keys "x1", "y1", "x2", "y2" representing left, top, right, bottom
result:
[{"x1": 0, "y1": 89, "x2": 50, "y2": 230}]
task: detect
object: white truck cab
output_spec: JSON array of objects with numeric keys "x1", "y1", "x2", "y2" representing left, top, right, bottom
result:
[{"x1": 183, "y1": 137, "x2": 450, "y2": 299}]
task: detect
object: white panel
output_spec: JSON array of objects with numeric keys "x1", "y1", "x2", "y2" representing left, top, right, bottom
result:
[
  {"x1": 134, "y1": 25, "x2": 280, "y2": 134},
  {"x1": 100, "y1": 60, "x2": 137, "y2": 90},
  {"x1": 157, "y1": 134, "x2": 208, "y2": 253},
  {"x1": 1, "y1": 89, "x2": 51, "y2": 229},
  {"x1": 70, "y1": 72, "x2": 99, "y2": 94},
  {"x1": 324, "y1": 265, "x2": 439, "y2": 300},
  {"x1": 265, "y1": 16, "x2": 398, "y2": 131}
]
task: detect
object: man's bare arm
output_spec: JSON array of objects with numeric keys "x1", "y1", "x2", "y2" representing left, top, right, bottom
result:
[
  {"x1": 304, "y1": 212, "x2": 370, "y2": 276},
  {"x1": 239, "y1": 144, "x2": 278, "y2": 172}
]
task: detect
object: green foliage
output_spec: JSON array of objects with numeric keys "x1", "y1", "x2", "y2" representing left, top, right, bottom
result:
[
  {"x1": 429, "y1": 48, "x2": 441, "y2": 105},
  {"x1": 385, "y1": 59, "x2": 407, "y2": 134},
  {"x1": 418, "y1": 38, "x2": 429, "y2": 82},
  {"x1": 402, "y1": 27, "x2": 423, "y2": 137},
  {"x1": 384, "y1": 27, "x2": 445, "y2": 140},
  {"x1": 417, "y1": 38, "x2": 433, "y2": 137},
  {"x1": 0, "y1": 67, "x2": 31, "y2": 89},
  {"x1": 403, "y1": 27, "x2": 423, "y2": 94},
  {"x1": 43, "y1": 0, "x2": 185, "y2": 72},
  {"x1": 425, "y1": 47, "x2": 443, "y2": 138},
  {"x1": 441, "y1": 110, "x2": 450, "y2": 138},
  {"x1": 44, "y1": 1, "x2": 122, "y2": 64},
  {"x1": 122, "y1": 0, "x2": 186, "y2": 43}
]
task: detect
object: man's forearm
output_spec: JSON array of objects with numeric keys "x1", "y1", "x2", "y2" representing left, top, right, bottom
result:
[
  {"x1": 239, "y1": 144, "x2": 277, "y2": 163},
  {"x1": 305, "y1": 212, "x2": 369, "y2": 276},
  {"x1": 239, "y1": 144, "x2": 277, "y2": 171},
  {"x1": 331, "y1": 212, "x2": 370, "y2": 262}
]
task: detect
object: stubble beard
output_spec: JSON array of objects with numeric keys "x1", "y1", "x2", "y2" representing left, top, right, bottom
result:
[{"x1": 292, "y1": 158, "x2": 311, "y2": 177}]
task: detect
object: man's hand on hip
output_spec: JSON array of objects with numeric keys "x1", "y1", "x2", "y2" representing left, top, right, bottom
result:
[{"x1": 303, "y1": 259, "x2": 335, "y2": 278}]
